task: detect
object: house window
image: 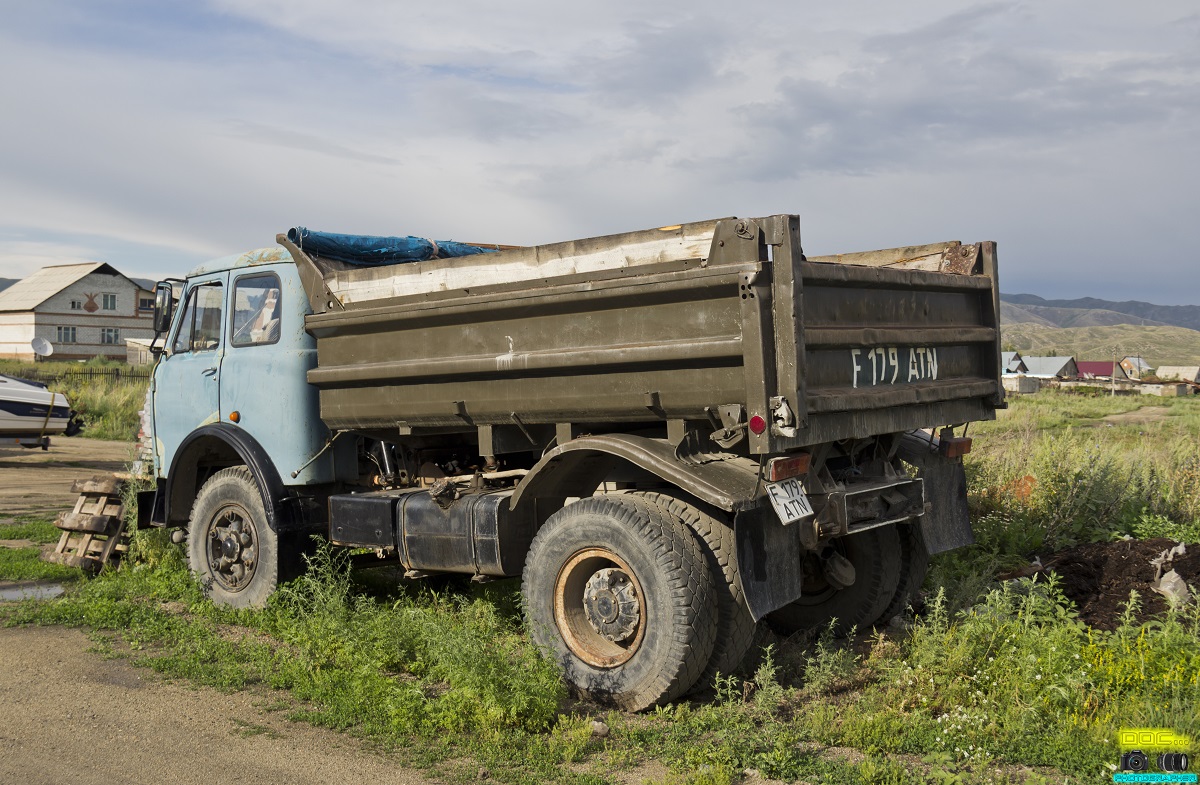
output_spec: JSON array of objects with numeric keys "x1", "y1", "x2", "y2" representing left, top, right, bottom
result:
[
  {"x1": 70, "y1": 299, "x2": 82, "y2": 310},
  {"x1": 102, "y1": 293, "x2": 117, "y2": 310},
  {"x1": 139, "y1": 296, "x2": 154, "y2": 311},
  {"x1": 100, "y1": 327, "x2": 121, "y2": 344},
  {"x1": 56, "y1": 326, "x2": 77, "y2": 343}
]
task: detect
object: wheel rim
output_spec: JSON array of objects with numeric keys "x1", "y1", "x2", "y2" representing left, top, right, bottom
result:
[
  {"x1": 792, "y1": 543, "x2": 845, "y2": 607},
  {"x1": 553, "y1": 548, "x2": 646, "y2": 668},
  {"x1": 204, "y1": 501, "x2": 259, "y2": 593}
]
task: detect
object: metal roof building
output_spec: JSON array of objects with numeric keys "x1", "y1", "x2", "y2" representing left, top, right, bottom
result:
[
  {"x1": 1155, "y1": 366, "x2": 1200, "y2": 384},
  {"x1": 0, "y1": 263, "x2": 155, "y2": 360},
  {"x1": 1020, "y1": 356, "x2": 1079, "y2": 379},
  {"x1": 1001, "y1": 351, "x2": 1027, "y2": 373}
]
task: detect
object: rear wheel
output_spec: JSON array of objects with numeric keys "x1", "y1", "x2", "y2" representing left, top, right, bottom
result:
[
  {"x1": 187, "y1": 466, "x2": 280, "y2": 609},
  {"x1": 766, "y1": 525, "x2": 902, "y2": 637},
  {"x1": 874, "y1": 523, "x2": 930, "y2": 626},
  {"x1": 522, "y1": 494, "x2": 717, "y2": 710},
  {"x1": 635, "y1": 491, "x2": 756, "y2": 686}
]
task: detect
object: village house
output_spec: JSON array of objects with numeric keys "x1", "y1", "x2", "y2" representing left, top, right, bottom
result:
[
  {"x1": 0, "y1": 263, "x2": 155, "y2": 360},
  {"x1": 1001, "y1": 351, "x2": 1028, "y2": 373},
  {"x1": 1076, "y1": 361, "x2": 1127, "y2": 381},
  {"x1": 1154, "y1": 366, "x2": 1200, "y2": 384},
  {"x1": 1019, "y1": 356, "x2": 1080, "y2": 380},
  {"x1": 1120, "y1": 356, "x2": 1153, "y2": 380}
]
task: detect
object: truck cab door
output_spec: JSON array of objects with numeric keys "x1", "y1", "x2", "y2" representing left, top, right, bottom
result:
[{"x1": 152, "y1": 273, "x2": 227, "y2": 474}]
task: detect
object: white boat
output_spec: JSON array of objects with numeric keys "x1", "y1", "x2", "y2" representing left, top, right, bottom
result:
[{"x1": 0, "y1": 374, "x2": 80, "y2": 446}]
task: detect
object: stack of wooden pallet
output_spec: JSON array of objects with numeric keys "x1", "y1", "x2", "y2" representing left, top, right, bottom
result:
[{"x1": 43, "y1": 475, "x2": 130, "y2": 574}]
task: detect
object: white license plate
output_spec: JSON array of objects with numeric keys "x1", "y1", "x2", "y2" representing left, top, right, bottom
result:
[{"x1": 766, "y1": 478, "x2": 814, "y2": 525}]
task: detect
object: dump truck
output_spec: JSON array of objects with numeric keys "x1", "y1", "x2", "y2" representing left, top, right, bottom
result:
[{"x1": 140, "y1": 215, "x2": 1003, "y2": 709}]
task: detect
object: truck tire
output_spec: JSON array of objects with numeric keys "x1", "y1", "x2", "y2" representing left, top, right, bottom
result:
[
  {"x1": 874, "y1": 523, "x2": 930, "y2": 627},
  {"x1": 634, "y1": 491, "x2": 756, "y2": 686},
  {"x1": 187, "y1": 466, "x2": 279, "y2": 609},
  {"x1": 766, "y1": 525, "x2": 902, "y2": 637},
  {"x1": 522, "y1": 494, "x2": 717, "y2": 710}
]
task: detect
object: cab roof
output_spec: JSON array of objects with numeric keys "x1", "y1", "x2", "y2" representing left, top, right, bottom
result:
[{"x1": 187, "y1": 247, "x2": 292, "y2": 277}]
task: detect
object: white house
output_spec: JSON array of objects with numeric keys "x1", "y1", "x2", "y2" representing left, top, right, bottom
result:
[{"x1": 0, "y1": 262, "x2": 155, "y2": 360}]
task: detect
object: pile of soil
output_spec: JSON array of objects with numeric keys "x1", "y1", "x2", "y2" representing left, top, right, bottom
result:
[{"x1": 1044, "y1": 538, "x2": 1199, "y2": 630}]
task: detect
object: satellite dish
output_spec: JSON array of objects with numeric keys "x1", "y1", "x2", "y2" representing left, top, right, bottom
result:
[{"x1": 31, "y1": 337, "x2": 54, "y2": 357}]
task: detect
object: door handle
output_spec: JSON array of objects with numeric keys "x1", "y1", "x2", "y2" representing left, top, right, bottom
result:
[{"x1": 202, "y1": 367, "x2": 218, "y2": 377}]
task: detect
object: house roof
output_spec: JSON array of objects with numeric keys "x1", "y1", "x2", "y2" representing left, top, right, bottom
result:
[
  {"x1": 1120, "y1": 356, "x2": 1153, "y2": 372},
  {"x1": 0, "y1": 262, "x2": 143, "y2": 312},
  {"x1": 1076, "y1": 361, "x2": 1125, "y2": 379},
  {"x1": 1001, "y1": 351, "x2": 1027, "y2": 373},
  {"x1": 1021, "y1": 356, "x2": 1078, "y2": 377},
  {"x1": 1155, "y1": 366, "x2": 1200, "y2": 382}
]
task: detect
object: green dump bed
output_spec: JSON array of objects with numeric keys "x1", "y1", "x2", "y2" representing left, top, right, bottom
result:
[{"x1": 283, "y1": 214, "x2": 1003, "y2": 454}]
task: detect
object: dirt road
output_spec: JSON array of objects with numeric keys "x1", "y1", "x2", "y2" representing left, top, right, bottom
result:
[
  {"x1": 0, "y1": 625, "x2": 429, "y2": 785},
  {"x1": 0, "y1": 440, "x2": 442, "y2": 784},
  {"x1": 0, "y1": 437, "x2": 132, "y2": 519}
]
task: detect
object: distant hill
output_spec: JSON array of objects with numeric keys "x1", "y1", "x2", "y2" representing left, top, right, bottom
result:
[
  {"x1": 999, "y1": 301, "x2": 1056, "y2": 326},
  {"x1": 1011, "y1": 304, "x2": 1170, "y2": 329},
  {"x1": 0, "y1": 278, "x2": 14, "y2": 293},
  {"x1": 1001, "y1": 323, "x2": 1200, "y2": 367},
  {"x1": 1001, "y1": 294, "x2": 1200, "y2": 332}
]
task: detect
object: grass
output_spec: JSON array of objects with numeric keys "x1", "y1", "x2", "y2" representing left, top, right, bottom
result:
[{"x1": 3, "y1": 391, "x2": 1199, "y2": 783}]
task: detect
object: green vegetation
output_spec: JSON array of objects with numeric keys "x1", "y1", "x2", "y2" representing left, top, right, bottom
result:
[
  {"x1": 0, "y1": 358, "x2": 148, "y2": 441},
  {"x1": 3, "y1": 392, "x2": 1198, "y2": 783},
  {"x1": 965, "y1": 390, "x2": 1200, "y2": 553}
]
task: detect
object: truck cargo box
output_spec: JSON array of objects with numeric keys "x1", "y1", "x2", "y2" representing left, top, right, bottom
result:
[{"x1": 282, "y1": 215, "x2": 1002, "y2": 454}]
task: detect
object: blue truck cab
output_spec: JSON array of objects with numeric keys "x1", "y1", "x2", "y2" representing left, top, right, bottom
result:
[{"x1": 145, "y1": 248, "x2": 349, "y2": 604}]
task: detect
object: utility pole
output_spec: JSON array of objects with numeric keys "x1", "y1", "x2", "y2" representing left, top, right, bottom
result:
[{"x1": 1111, "y1": 345, "x2": 1118, "y2": 397}]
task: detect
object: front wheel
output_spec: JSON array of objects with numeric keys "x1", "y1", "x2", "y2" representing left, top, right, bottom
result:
[
  {"x1": 187, "y1": 466, "x2": 280, "y2": 608},
  {"x1": 522, "y1": 494, "x2": 718, "y2": 710}
]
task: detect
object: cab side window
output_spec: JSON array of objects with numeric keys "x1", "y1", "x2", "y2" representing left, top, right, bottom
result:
[
  {"x1": 231, "y1": 274, "x2": 282, "y2": 347},
  {"x1": 171, "y1": 284, "x2": 224, "y2": 353}
]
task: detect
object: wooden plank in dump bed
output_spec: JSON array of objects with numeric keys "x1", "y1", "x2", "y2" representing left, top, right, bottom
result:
[{"x1": 318, "y1": 219, "x2": 725, "y2": 305}]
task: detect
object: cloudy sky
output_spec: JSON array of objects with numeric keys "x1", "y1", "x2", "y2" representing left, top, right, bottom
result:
[{"x1": 1, "y1": 1, "x2": 1197, "y2": 303}]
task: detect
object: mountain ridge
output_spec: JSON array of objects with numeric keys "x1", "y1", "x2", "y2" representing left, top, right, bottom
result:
[{"x1": 1001, "y1": 293, "x2": 1200, "y2": 331}]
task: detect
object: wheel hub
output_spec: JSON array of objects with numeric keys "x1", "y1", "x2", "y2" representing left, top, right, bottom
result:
[
  {"x1": 582, "y1": 568, "x2": 640, "y2": 642},
  {"x1": 206, "y1": 506, "x2": 258, "y2": 592},
  {"x1": 553, "y1": 548, "x2": 647, "y2": 668}
]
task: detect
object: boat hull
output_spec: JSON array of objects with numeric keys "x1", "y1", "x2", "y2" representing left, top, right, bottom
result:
[{"x1": 0, "y1": 375, "x2": 75, "y2": 438}]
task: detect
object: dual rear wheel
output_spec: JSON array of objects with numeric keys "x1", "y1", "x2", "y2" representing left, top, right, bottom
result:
[{"x1": 522, "y1": 493, "x2": 756, "y2": 710}]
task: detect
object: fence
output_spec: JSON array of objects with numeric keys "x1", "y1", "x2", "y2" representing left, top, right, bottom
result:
[{"x1": 8, "y1": 367, "x2": 151, "y2": 384}]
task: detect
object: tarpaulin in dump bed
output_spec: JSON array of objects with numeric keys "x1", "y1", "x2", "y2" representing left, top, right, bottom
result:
[{"x1": 287, "y1": 227, "x2": 497, "y2": 266}]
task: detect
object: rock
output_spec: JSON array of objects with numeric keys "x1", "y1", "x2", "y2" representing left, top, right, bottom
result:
[
  {"x1": 591, "y1": 720, "x2": 609, "y2": 738},
  {"x1": 477, "y1": 767, "x2": 489, "y2": 780}
]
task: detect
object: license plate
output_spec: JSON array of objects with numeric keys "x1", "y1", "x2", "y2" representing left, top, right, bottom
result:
[{"x1": 766, "y1": 478, "x2": 814, "y2": 525}]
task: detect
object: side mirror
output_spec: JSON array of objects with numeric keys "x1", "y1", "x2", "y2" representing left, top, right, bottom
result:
[{"x1": 153, "y1": 282, "x2": 174, "y2": 334}]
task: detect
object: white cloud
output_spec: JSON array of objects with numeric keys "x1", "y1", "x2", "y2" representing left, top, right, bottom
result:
[{"x1": 0, "y1": 1, "x2": 1196, "y2": 301}]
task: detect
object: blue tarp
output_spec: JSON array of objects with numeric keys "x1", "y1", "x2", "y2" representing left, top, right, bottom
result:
[{"x1": 287, "y1": 227, "x2": 497, "y2": 266}]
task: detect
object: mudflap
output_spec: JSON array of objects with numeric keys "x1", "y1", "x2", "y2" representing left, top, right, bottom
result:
[
  {"x1": 733, "y1": 506, "x2": 804, "y2": 622},
  {"x1": 897, "y1": 435, "x2": 974, "y2": 555}
]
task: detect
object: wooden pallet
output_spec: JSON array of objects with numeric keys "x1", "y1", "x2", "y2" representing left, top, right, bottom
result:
[{"x1": 44, "y1": 475, "x2": 130, "y2": 574}]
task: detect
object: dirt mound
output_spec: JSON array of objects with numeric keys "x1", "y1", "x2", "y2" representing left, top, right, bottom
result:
[{"x1": 1044, "y1": 538, "x2": 1199, "y2": 629}]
